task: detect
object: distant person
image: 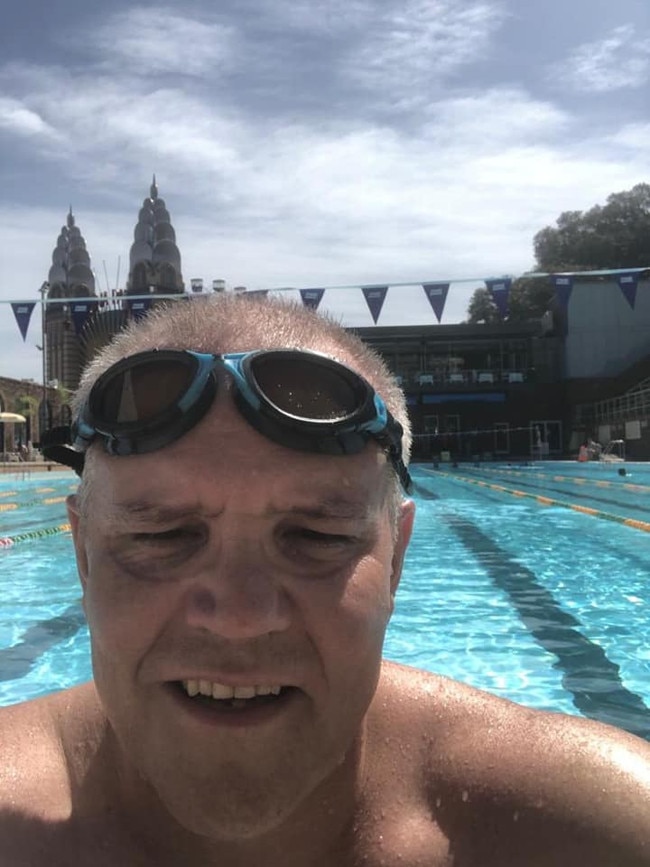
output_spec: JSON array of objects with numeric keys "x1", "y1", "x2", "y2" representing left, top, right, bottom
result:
[
  {"x1": 1, "y1": 294, "x2": 649, "y2": 865},
  {"x1": 587, "y1": 438, "x2": 603, "y2": 460}
]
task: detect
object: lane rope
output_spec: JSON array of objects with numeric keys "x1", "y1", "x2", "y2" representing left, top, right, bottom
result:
[
  {"x1": 0, "y1": 496, "x2": 67, "y2": 512},
  {"x1": 424, "y1": 469, "x2": 650, "y2": 533},
  {"x1": 458, "y1": 464, "x2": 650, "y2": 495},
  {"x1": 0, "y1": 523, "x2": 72, "y2": 549}
]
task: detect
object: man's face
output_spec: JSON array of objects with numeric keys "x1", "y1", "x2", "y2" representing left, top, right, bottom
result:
[{"x1": 68, "y1": 375, "x2": 414, "y2": 840}]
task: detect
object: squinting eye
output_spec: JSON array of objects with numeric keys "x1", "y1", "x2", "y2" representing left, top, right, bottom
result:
[
  {"x1": 285, "y1": 528, "x2": 356, "y2": 548},
  {"x1": 134, "y1": 527, "x2": 204, "y2": 544}
]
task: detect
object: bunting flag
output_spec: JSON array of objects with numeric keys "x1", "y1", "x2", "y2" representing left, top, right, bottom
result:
[
  {"x1": 617, "y1": 271, "x2": 641, "y2": 310},
  {"x1": 127, "y1": 298, "x2": 152, "y2": 321},
  {"x1": 422, "y1": 283, "x2": 450, "y2": 323},
  {"x1": 299, "y1": 288, "x2": 325, "y2": 310},
  {"x1": 11, "y1": 302, "x2": 36, "y2": 341},
  {"x1": 552, "y1": 275, "x2": 573, "y2": 307},
  {"x1": 485, "y1": 278, "x2": 512, "y2": 318},
  {"x1": 70, "y1": 301, "x2": 97, "y2": 336},
  {"x1": 362, "y1": 286, "x2": 388, "y2": 324}
]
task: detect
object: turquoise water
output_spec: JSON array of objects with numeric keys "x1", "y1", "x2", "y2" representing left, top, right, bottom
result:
[{"x1": 1, "y1": 463, "x2": 649, "y2": 739}]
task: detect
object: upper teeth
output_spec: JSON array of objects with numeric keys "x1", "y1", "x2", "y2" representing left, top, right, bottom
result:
[{"x1": 183, "y1": 680, "x2": 282, "y2": 699}]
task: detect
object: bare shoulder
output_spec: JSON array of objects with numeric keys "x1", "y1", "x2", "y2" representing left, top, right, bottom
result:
[
  {"x1": 0, "y1": 683, "x2": 103, "y2": 816},
  {"x1": 374, "y1": 661, "x2": 650, "y2": 865}
]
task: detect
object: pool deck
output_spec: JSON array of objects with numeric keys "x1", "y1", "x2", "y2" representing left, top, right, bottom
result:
[{"x1": 0, "y1": 461, "x2": 74, "y2": 476}]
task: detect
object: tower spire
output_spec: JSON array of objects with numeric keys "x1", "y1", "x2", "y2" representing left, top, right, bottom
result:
[{"x1": 128, "y1": 178, "x2": 183, "y2": 297}]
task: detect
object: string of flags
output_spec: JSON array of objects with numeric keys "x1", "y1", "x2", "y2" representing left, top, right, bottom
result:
[{"x1": 6, "y1": 267, "x2": 649, "y2": 343}]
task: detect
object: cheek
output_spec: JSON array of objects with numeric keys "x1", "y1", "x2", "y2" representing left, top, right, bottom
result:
[
  {"x1": 303, "y1": 553, "x2": 394, "y2": 663},
  {"x1": 83, "y1": 547, "x2": 179, "y2": 661}
]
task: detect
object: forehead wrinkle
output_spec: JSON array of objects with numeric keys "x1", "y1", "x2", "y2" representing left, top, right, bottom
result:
[
  {"x1": 103, "y1": 499, "x2": 223, "y2": 528},
  {"x1": 279, "y1": 497, "x2": 376, "y2": 522},
  {"x1": 101, "y1": 489, "x2": 379, "y2": 529}
]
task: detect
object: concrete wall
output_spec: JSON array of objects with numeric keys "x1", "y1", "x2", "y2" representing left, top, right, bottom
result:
[{"x1": 565, "y1": 279, "x2": 650, "y2": 378}]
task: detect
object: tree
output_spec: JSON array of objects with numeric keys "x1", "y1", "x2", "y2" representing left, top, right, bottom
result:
[
  {"x1": 465, "y1": 182, "x2": 650, "y2": 322},
  {"x1": 465, "y1": 276, "x2": 555, "y2": 325},
  {"x1": 465, "y1": 287, "x2": 501, "y2": 325},
  {"x1": 534, "y1": 183, "x2": 650, "y2": 271}
]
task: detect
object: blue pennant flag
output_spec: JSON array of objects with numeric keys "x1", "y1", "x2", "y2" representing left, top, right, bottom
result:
[
  {"x1": 485, "y1": 278, "x2": 512, "y2": 318},
  {"x1": 127, "y1": 298, "x2": 152, "y2": 321},
  {"x1": 362, "y1": 286, "x2": 388, "y2": 324},
  {"x1": 617, "y1": 271, "x2": 641, "y2": 310},
  {"x1": 70, "y1": 301, "x2": 97, "y2": 336},
  {"x1": 300, "y1": 288, "x2": 325, "y2": 310},
  {"x1": 11, "y1": 302, "x2": 36, "y2": 341},
  {"x1": 552, "y1": 275, "x2": 573, "y2": 307},
  {"x1": 422, "y1": 283, "x2": 449, "y2": 323}
]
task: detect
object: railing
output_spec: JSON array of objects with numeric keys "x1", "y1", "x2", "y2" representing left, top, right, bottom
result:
[
  {"x1": 599, "y1": 439, "x2": 626, "y2": 462},
  {"x1": 575, "y1": 381, "x2": 650, "y2": 425},
  {"x1": 405, "y1": 370, "x2": 526, "y2": 387}
]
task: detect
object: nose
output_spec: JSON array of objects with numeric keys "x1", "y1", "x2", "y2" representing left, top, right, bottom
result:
[{"x1": 181, "y1": 540, "x2": 292, "y2": 640}]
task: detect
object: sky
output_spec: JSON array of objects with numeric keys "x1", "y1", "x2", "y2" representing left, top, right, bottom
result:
[{"x1": 0, "y1": 0, "x2": 648, "y2": 382}]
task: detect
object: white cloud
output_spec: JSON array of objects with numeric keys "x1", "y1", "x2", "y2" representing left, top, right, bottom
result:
[
  {"x1": 0, "y1": 98, "x2": 61, "y2": 140},
  {"x1": 253, "y1": 0, "x2": 374, "y2": 35},
  {"x1": 346, "y1": 0, "x2": 508, "y2": 105},
  {"x1": 1, "y1": 2, "x2": 649, "y2": 381},
  {"x1": 607, "y1": 122, "x2": 650, "y2": 148},
  {"x1": 552, "y1": 24, "x2": 650, "y2": 93},
  {"x1": 91, "y1": 7, "x2": 236, "y2": 77}
]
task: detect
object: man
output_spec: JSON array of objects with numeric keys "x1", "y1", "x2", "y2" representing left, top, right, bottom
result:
[{"x1": 1, "y1": 293, "x2": 649, "y2": 866}]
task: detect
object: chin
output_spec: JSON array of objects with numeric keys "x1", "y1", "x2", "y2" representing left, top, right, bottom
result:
[{"x1": 149, "y1": 758, "x2": 330, "y2": 840}]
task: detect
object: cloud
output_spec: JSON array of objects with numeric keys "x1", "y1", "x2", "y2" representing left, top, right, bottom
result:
[
  {"x1": 551, "y1": 24, "x2": 650, "y2": 93},
  {"x1": 607, "y1": 122, "x2": 650, "y2": 149},
  {"x1": 1, "y1": 2, "x2": 649, "y2": 380},
  {"x1": 345, "y1": 0, "x2": 508, "y2": 107},
  {"x1": 248, "y1": 0, "x2": 375, "y2": 35},
  {"x1": 89, "y1": 7, "x2": 236, "y2": 77},
  {"x1": 0, "y1": 98, "x2": 61, "y2": 140}
]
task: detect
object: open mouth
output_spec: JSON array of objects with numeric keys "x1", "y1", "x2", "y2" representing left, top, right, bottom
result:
[{"x1": 173, "y1": 679, "x2": 296, "y2": 712}]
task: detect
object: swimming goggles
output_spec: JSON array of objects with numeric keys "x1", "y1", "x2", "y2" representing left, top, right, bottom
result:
[{"x1": 41, "y1": 348, "x2": 412, "y2": 492}]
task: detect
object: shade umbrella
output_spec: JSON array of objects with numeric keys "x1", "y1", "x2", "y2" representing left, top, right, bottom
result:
[{"x1": 0, "y1": 412, "x2": 27, "y2": 423}]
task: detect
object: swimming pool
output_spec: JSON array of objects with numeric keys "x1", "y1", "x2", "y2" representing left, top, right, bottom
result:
[{"x1": 1, "y1": 462, "x2": 649, "y2": 740}]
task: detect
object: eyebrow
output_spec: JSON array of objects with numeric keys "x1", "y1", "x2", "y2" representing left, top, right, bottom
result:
[
  {"x1": 105, "y1": 494, "x2": 374, "y2": 528},
  {"x1": 283, "y1": 497, "x2": 375, "y2": 521},
  {"x1": 105, "y1": 500, "x2": 218, "y2": 529}
]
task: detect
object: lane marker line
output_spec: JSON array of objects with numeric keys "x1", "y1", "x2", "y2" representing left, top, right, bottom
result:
[
  {"x1": 424, "y1": 470, "x2": 650, "y2": 533},
  {"x1": 460, "y1": 465, "x2": 650, "y2": 495}
]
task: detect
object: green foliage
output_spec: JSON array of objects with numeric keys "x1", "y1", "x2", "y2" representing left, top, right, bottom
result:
[
  {"x1": 465, "y1": 288, "x2": 500, "y2": 325},
  {"x1": 15, "y1": 395, "x2": 39, "y2": 416},
  {"x1": 534, "y1": 183, "x2": 650, "y2": 271},
  {"x1": 465, "y1": 182, "x2": 650, "y2": 321},
  {"x1": 465, "y1": 277, "x2": 555, "y2": 324}
]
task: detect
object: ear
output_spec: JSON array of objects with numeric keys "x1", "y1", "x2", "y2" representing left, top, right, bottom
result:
[
  {"x1": 66, "y1": 494, "x2": 89, "y2": 591},
  {"x1": 390, "y1": 498, "x2": 415, "y2": 597}
]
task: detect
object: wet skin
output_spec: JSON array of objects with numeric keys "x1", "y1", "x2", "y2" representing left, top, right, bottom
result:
[{"x1": 1, "y1": 390, "x2": 650, "y2": 865}]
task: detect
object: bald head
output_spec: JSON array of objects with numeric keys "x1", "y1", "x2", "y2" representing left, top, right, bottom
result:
[
  {"x1": 73, "y1": 294, "x2": 411, "y2": 522},
  {"x1": 74, "y1": 294, "x2": 411, "y2": 459}
]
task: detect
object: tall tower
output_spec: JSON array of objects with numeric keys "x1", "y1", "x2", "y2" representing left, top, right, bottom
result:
[
  {"x1": 40, "y1": 180, "x2": 185, "y2": 401},
  {"x1": 44, "y1": 208, "x2": 97, "y2": 391},
  {"x1": 127, "y1": 176, "x2": 184, "y2": 295}
]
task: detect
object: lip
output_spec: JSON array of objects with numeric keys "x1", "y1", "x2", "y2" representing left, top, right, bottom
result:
[{"x1": 164, "y1": 681, "x2": 302, "y2": 729}]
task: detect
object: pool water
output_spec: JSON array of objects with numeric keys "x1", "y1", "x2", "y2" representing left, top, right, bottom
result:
[{"x1": 1, "y1": 463, "x2": 649, "y2": 740}]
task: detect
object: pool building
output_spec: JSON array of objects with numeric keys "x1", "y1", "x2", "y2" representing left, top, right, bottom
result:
[{"x1": 0, "y1": 179, "x2": 648, "y2": 463}]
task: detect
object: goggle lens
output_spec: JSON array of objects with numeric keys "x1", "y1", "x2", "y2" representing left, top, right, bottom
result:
[
  {"x1": 95, "y1": 358, "x2": 196, "y2": 423},
  {"x1": 54, "y1": 347, "x2": 411, "y2": 492},
  {"x1": 250, "y1": 354, "x2": 361, "y2": 421}
]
